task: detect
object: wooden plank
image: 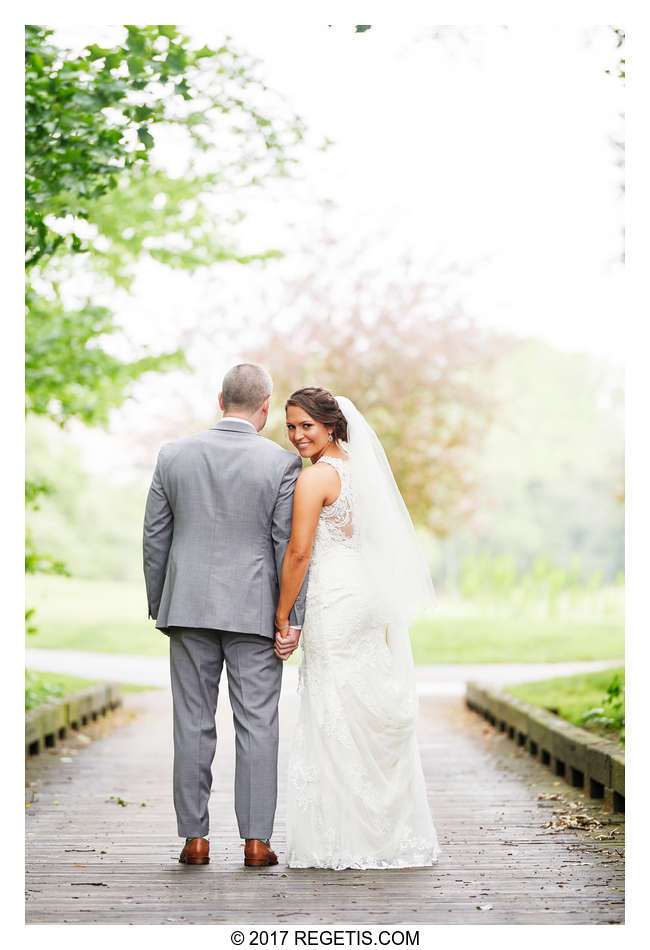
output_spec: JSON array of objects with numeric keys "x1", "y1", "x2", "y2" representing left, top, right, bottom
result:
[
  {"x1": 25, "y1": 684, "x2": 624, "y2": 925},
  {"x1": 466, "y1": 681, "x2": 625, "y2": 811}
]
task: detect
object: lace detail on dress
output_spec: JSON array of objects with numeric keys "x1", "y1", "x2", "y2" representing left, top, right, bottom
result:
[
  {"x1": 312, "y1": 456, "x2": 355, "y2": 557},
  {"x1": 287, "y1": 835, "x2": 441, "y2": 871}
]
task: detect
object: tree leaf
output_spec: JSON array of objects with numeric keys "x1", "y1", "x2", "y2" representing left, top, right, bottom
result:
[{"x1": 137, "y1": 126, "x2": 154, "y2": 149}]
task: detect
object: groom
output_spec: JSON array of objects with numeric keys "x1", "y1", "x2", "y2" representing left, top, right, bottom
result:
[{"x1": 143, "y1": 363, "x2": 304, "y2": 867}]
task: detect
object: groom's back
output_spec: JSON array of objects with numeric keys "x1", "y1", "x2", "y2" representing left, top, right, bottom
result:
[{"x1": 143, "y1": 419, "x2": 302, "y2": 638}]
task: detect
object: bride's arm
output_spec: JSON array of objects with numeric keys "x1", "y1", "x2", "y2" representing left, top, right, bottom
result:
[{"x1": 275, "y1": 464, "x2": 335, "y2": 629}]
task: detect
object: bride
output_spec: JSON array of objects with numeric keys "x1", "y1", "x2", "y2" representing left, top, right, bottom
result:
[{"x1": 273, "y1": 387, "x2": 441, "y2": 870}]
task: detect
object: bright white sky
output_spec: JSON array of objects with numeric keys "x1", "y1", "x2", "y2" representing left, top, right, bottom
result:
[
  {"x1": 200, "y1": 22, "x2": 623, "y2": 355},
  {"x1": 60, "y1": 24, "x2": 624, "y2": 349},
  {"x1": 48, "y1": 23, "x2": 625, "y2": 475}
]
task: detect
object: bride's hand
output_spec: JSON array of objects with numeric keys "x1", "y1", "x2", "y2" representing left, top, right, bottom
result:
[{"x1": 274, "y1": 625, "x2": 300, "y2": 660}]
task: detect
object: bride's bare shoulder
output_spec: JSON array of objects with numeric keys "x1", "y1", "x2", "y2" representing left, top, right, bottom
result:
[
  {"x1": 298, "y1": 461, "x2": 335, "y2": 483},
  {"x1": 291, "y1": 462, "x2": 338, "y2": 511}
]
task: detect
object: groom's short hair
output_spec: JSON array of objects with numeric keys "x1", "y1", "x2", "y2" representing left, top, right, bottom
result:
[{"x1": 221, "y1": 363, "x2": 273, "y2": 413}]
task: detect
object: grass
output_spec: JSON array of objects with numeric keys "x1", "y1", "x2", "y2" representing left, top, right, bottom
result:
[
  {"x1": 410, "y1": 613, "x2": 624, "y2": 664},
  {"x1": 26, "y1": 575, "x2": 624, "y2": 665},
  {"x1": 504, "y1": 666, "x2": 625, "y2": 743},
  {"x1": 25, "y1": 669, "x2": 156, "y2": 711},
  {"x1": 26, "y1": 575, "x2": 169, "y2": 657}
]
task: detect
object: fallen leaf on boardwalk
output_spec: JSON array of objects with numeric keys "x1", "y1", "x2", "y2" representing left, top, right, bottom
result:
[
  {"x1": 25, "y1": 803, "x2": 30, "y2": 808},
  {"x1": 73, "y1": 865, "x2": 87, "y2": 868},
  {"x1": 476, "y1": 904, "x2": 493, "y2": 911},
  {"x1": 70, "y1": 882, "x2": 107, "y2": 887},
  {"x1": 543, "y1": 813, "x2": 602, "y2": 831}
]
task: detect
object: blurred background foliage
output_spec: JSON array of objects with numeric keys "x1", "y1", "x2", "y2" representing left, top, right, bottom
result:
[
  {"x1": 26, "y1": 335, "x2": 623, "y2": 589},
  {"x1": 248, "y1": 253, "x2": 511, "y2": 537},
  {"x1": 27, "y1": 328, "x2": 624, "y2": 663},
  {"x1": 25, "y1": 25, "x2": 624, "y2": 671}
]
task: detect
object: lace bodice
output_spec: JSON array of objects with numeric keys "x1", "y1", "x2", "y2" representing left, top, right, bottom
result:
[{"x1": 312, "y1": 455, "x2": 355, "y2": 558}]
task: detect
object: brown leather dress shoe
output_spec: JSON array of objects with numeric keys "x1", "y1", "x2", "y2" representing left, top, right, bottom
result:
[
  {"x1": 179, "y1": 837, "x2": 210, "y2": 865},
  {"x1": 244, "y1": 838, "x2": 278, "y2": 867}
]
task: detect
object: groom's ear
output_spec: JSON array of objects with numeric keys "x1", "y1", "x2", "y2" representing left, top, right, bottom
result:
[{"x1": 218, "y1": 392, "x2": 225, "y2": 411}]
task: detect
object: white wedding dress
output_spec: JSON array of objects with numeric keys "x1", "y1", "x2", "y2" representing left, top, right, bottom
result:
[{"x1": 286, "y1": 455, "x2": 441, "y2": 869}]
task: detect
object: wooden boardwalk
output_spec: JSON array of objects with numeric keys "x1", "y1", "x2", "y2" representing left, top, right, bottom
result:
[{"x1": 25, "y1": 674, "x2": 625, "y2": 925}]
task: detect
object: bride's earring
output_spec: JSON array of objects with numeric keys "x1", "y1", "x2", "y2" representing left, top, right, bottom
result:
[{"x1": 328, "y1": 433, "x2": 333, "y2": 442}]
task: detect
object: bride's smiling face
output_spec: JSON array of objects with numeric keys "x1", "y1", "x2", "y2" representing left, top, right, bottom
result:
[{"x1": 286, "y1": 405, "x2": 332, "y2": 460}]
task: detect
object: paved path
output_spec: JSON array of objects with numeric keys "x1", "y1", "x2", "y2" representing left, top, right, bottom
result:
[
  {"x1": 25, "y1": 673, "x2": 625, "y2": 925},
  {"x1": 26, "y1": 648, "x2": 624, "y2": 694}
]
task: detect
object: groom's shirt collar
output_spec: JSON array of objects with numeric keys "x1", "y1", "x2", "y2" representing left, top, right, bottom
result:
[
  {"x1": 214, "y1": 416, "x2": 257, "y2": 433},
  {"x1": 222, "y1": 415, "x2": 256, "y2": 430}
]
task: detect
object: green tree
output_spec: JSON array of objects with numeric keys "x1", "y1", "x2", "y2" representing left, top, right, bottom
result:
[
  {"x1": 25, "y1": 25, "x2": 307, "y2": 613},
  {"x1": 25, "y1": 25, "x2": 305, "y2": 273},
  {"x1": 25, "y1": 25, "x2": 306, "y2": 427}
]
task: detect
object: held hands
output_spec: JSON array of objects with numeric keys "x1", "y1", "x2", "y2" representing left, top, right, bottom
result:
[{"x1": 274, "y1": 617, "x2": 300, "y2": 661}]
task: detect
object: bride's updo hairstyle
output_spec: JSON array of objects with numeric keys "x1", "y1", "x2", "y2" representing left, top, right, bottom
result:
[{"x1": 286, "y1": 387, "x2": 348, "y2": 444}]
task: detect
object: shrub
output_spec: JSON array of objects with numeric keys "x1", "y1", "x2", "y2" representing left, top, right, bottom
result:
[{"x1": 579, "y1": 672, "x2": 625, "y2": 745}]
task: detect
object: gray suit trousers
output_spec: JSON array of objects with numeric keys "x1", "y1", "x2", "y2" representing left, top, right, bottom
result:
[{"x1": 169, "y1": 627, "x2": 283, "y2": 840}]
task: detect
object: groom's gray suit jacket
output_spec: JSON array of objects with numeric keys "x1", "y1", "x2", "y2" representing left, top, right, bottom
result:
[{"x1": 143, "y1": 418, "x2": 306, "y2": 635}]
